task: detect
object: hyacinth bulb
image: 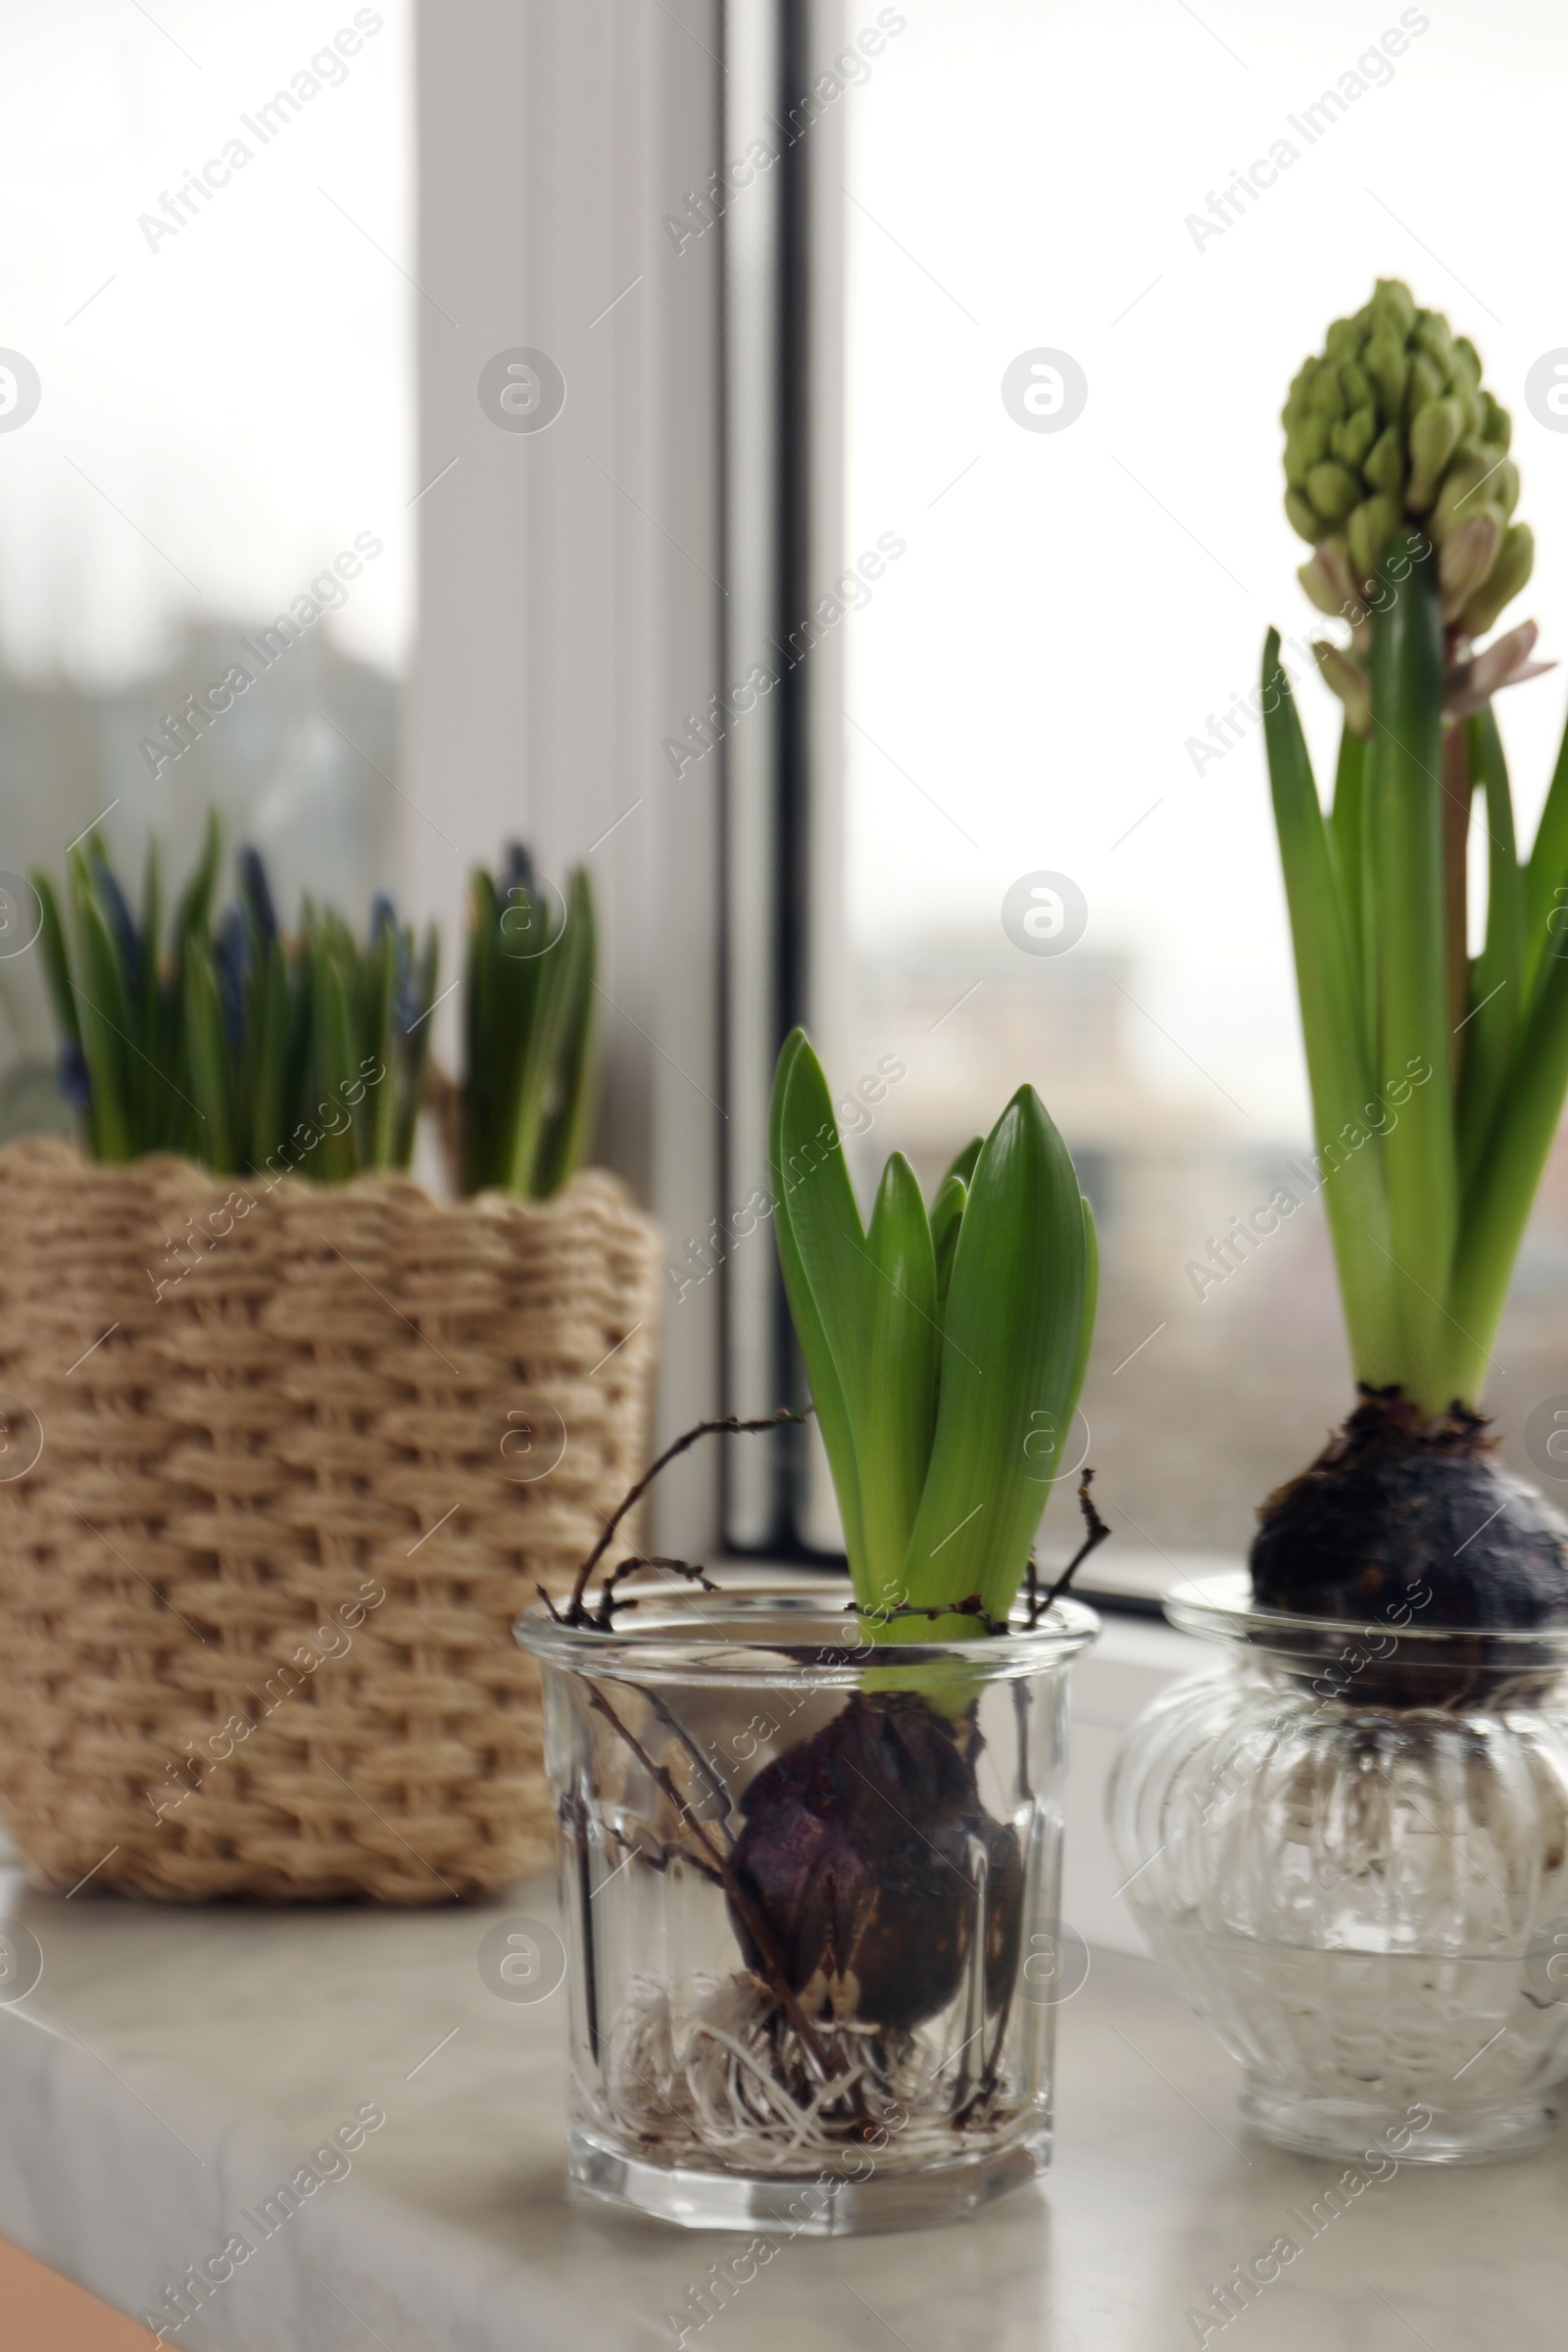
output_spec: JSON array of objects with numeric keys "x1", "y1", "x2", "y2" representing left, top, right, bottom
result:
[{"x1": 728, "y1": 1692, "x2": 1022, "y2": 2035}]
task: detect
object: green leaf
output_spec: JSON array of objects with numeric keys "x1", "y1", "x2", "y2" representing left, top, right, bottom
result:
[
  {"x1": 251, "y1": 937, "x2": 290, "y2": 1172},
  {"x1": 1071, "y1": 1193, "x2": 1100, "y2": 1423},
  {"x1": 1456, "y1": 706, "x2": 1523, "y2": 1194},
  {"x1": 1446, "y1": 935, "x2": 1568, "y2": 1401},
  {"x1": 1364, "y1": 547, "x2": 1457, "y2": 1404},
  {"x1": 943, "y1": 1136, "x2": 984, "y2": 1189},
  {"x1": 532, "y1": 870, "x2": 598, "y2": 1196},
  {"x1": 139, "y1": 837, "x2": 162, "y2": 1044},
  {"x1": 475, "y1": 871, "x2": 552, "y2": 1192},
  {"x1": 1261, "y1": 630, "x2": 1398, "y2": 1385},
  {"x1": 928, "y1": 1172, "x2": 967, "y2": 1325},
  {"x1": 1328, "y1": 723, "x2": 1366, "y2": 1014},
  {"x1": 31, "y1": 869, "x2": 80, "y2": 1053},
  {"x1": 395, "y1": 924, "x2": 440, "y2": 1167},
  {"x1": 461, "y1": 870, "x2": 498, "y2": 1192},
  {"x1": 901, "y1": 1084, "x2": 1088, "y2": 1626},
  {"x1": 365, "y1": 931, "x2": 398, "y2": 1168},
  {"x1": 502, "y1": 897, "x2": 575, "y2": 1196},
  {"x1": 1523, "y1": 692, "x2": 1568, "y2": 1004},
  {"x1": 68, "y1": 859, "x2": 134, "y2": 1160},
  {"x1": 857, "y1": 1153, "x2": 940, "y2": 1607},
  {"x1": 182, "y1": 947, "x2": 236, "y2": 1173},
  {"x1": 310, "y1": 950, "x2": 361, "y2": 1182},
  {"x1": 172, "y1": 810, "x2": 220, "y2": 956},
  {"x1": 768, "y1": 1030, "x2": 869, "y2": 1587},
  {"x1": 31, "y1": 870, "x2": 91, "y2": 1147}
]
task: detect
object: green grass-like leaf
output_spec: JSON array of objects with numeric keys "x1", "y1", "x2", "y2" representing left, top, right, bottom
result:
[
  {"x1": 857, "y1": 1152, "x2": 940, "y2": 1603},
  {"x1": 1365, "y1": 549, "x2": 1457, "y2": 1401},
  {"x1": 769, "y1": 1030, "x2": 871, "y2": 1588},
  {"x1": 1261, "y1": 631, "x2": 1398, "y2": 1386},
  {"x1": 902, "y1": 1084, "x2": 1090, "y2": 1626},
  {"x1": 1523, "y1": 694, "x2": 1568, "y2": 1004},
  {"x1": 1456, "y1": 707, "x2": 1523, "y2": 1193}
]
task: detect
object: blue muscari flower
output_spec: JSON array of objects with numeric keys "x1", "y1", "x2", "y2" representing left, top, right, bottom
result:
[
  {"x1": 500, "y1": 841, "x2": 534, "y2": 900},
  {"x1": 369, "y1": 892, "x2": 397, "y2": 944},
  {"x1": 56, "y1": 1038, "x2": 91, "y2": 1109},
  {"x1": 213, "y1": 905, "x2": 251, "y2": 1050},
  {"x1": 393, "y1": 931, "x2": 418, "y2": 1038},
  {"x1": 237, "y1": 846, "x2": 278, "y2": 954}
]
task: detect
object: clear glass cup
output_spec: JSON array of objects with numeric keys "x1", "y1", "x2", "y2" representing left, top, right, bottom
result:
[
  {"x1": 517, "y1": 1583, "x2": 1098, "y2": 2232},
  {"x1": 1108, "y1": 1571, "x2": 1568, "y2": 2165}
]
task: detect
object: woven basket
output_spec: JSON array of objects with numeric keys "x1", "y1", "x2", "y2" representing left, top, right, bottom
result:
[{"x1": 0, "y1": 1138, "x2": 661, "y2": 1902}]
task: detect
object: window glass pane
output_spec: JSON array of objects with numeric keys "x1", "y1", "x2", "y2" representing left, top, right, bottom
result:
[
  {"x1": 0, "y1": 0, "x2": 411, "y2": 1137},
  {"x1": 839, "y1": 0, "x2": 1565, "y2": 1569}
]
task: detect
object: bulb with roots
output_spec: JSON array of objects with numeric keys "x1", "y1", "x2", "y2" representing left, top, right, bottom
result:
[{"x1": 728, "y1": 1689, "x2": 1023, "y2": 2036}]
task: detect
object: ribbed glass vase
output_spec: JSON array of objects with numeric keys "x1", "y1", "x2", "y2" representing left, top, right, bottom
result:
[{"x1": 1108, "y1": 1573, "x2": 1568, "y2": 2164}]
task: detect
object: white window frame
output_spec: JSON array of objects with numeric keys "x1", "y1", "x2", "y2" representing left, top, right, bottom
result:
[{"x1": 400, "y1": 0, "x2": 730, "y2": 1557}]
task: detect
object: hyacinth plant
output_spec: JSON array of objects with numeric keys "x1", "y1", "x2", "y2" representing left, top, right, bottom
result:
[
  {"x1": 32, "y1": 815, "x2": 437, "y2": 1180},
  {"x1": 716, "y1": 1035, "x2": 1102, "y2": 2034},
  {"x1": 459, "y1": 843, "x2": 597, "y2": 1200},
  {"x1": 1259, "y1": 278, "x2": 1568, "y2": 1624},
  {"x1": 558, "y1": 1033, "x2": 1103, "y2": 2045},
  {"x1": 768, "y1": 1028, "x2": 1101, "y2": 1642}
]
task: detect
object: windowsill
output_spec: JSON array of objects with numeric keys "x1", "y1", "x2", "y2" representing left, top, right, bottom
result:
[{"x1": 0, "y1": 1842, "x2": 1557, "y2": 2349}]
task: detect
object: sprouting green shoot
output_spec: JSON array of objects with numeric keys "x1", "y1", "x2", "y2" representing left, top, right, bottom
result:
[{"x1": 769, "y1": 1030, "x2": 1098, "y2": 1637}]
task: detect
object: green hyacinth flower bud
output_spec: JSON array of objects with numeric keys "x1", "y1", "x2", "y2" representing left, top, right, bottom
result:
[
  {"x1": 1331, "y1": 406, "x2": 1379, "y2": 469},
  {"x1": 1314, "y1": 641, "x2": 1372, "y2": 738},
  {"x1": 1348, "y1": 494, "x2": 1402, "y2": 582},
  {"x1": 1480, "y1": 392, "x2": 1511, "y2": 451},
  {"x1": 1369, "y1": 276, "x2": 1416, "y2": 335},
  {"x1": 1459, "y1": 521, "x2": 1534, "y2": 639},
  {"x1": 1338, "y1": 360, "x2": 1375, "y2": 414},
  {"x1": 1429, "y1": 450, "x2": 1499, "y2": 546},
  {"x1": 1280, "y1": 280, "x2": 1527, "y2": 629},
  {"x1": 1361, "y1": 330, "x2": 1408, "y2": 420},
  {"x1": 1306, "y1": 365, "x2": 1348, "y2": 421},
  {"x1": 1298, "y1": 549, "x2": 1349, "y2": 617},
  {"x1": 1305, "y1": 461, "x2": 1362, "y2": 525},
  {"x1": 1406, "y1": 397, "x2": 1464, "y2": 511},
  {"x1": 1402, "y1": 351, "x2": 1446, "y2": 424},
  {"x1": 1412, "y1": 313, "x2": 1455, "y2": 376},
  {"x1": 1285, "y1": 488, "x2": 1321, "y2": 544},
  {"x1": 1439, "y1": 510, "x2": 1502, "y2": 616},
  {"x1": 1361, "y1": 422, "x2": 1406, "y2": 500},
  {"x1": 1284, "y1": 415, "x2": 1330, "y2": 488}
]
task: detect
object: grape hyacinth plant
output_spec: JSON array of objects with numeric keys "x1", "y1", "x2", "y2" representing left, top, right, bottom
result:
[
  {"x1": 458, "y1": 843, "x2": 597, "y2": 1200},
  {"x1": 1259, "y1": 277, "x2": 1568, "y2": 1625},
  {"x1": 33, "y1": 816, "x2": 438, "y2": 1182}
]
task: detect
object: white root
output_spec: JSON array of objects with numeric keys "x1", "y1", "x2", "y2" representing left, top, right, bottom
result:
[{"x1": 602, "y1": 1972, "x2": 1019, "y2": 2175}]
